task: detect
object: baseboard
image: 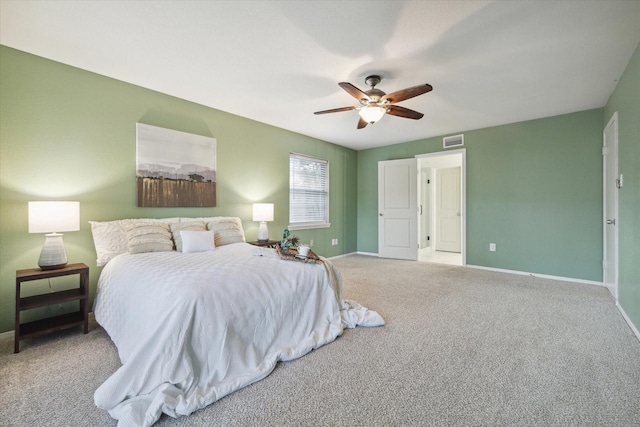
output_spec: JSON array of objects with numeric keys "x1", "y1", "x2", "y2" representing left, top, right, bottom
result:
[
  {"x1": 330, "y1": 254, "x2": 601, "y2": 287},
  {"x1": 355, "y1": 251, "x2": 378, "y2": 257},
  {"x1": 328, "y1": 251, "x2": 378, "y2": 259},
  {"x1": 466, "y1": 264, "x2": 603, "y2": 287},
  {"x1": 328, "y1": 252, "x2": 358, "y2": 260},
  {"x1": 617, "y1": 303, "x2": 640, "y2": 342}
]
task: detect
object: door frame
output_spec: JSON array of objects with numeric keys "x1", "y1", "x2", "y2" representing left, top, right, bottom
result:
[
  {"x1": 416, "y1": 149, "x2": 466, "y2": 266},
  {"x1": 603, "y1": 112, "x2": 619, "y2": 300}
]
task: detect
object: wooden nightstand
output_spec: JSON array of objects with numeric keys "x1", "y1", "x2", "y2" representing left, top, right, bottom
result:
[
  {"x1": 14, "y1": 263, "x2": 89, "y2": 353},
  {"x1": 247, "y1": 240, "x2": 280, "y2": 248}
]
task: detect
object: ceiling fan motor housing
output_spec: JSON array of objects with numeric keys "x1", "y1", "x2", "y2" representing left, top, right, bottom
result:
[
  {"x1": 362, "y1": 75, "x2": 386, "y2": 104},
  {"x1": 365, "y1": 75, "x2": 382, "y2": 87}
]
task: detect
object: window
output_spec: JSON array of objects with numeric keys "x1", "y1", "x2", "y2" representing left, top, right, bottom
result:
[{"x1": 289, "y1": 153, "x2": 330, "y2": 230}]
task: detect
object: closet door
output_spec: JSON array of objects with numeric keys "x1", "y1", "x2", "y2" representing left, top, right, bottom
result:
[{"x1": 435, "y1": 166, "x2": 461, "y2": 253}]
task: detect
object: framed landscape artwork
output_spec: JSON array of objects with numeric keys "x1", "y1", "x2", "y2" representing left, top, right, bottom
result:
[{"x1": 136, "y1": 123, "x2": 217, "y2": 207}]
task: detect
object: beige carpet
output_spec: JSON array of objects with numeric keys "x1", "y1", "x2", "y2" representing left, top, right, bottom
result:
[{"x1": 1, "y1": 255, "x2": 639, "y2": 426}]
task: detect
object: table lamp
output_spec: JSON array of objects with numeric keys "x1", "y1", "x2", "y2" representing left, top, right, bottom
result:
[
  {"x1": 28, "y1": 201, "x2": 80, "y2": 270},
  {"x1": 253, "y1": 203, "x2": 274, "y2": 242}
]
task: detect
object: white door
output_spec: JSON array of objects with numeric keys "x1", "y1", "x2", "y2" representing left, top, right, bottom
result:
[
  {"x1": 378, "y1": 159, "x2": 418, "y2": 260},
  {"x1": 419, "y1": 168, "x2": 432, "y2": 249},
  {"x1": 435, "y1": 167, "x2": 461, "y2": 252},
  {"x1": 603, "y1": 112, "x2": 619, "y2": 300}
]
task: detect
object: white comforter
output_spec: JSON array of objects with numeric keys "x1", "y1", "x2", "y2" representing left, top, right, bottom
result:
[{"x1": 93, "y1": 243, "x2": 382, "y2": 427}]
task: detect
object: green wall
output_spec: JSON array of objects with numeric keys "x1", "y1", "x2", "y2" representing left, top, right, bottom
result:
[
  {"x1": 2, "y1": 42, "x2": 638, "y2": 337},
  {"x1": 604, "y1": 42, "x2": 640, "y2": 331},
  {"x1": 0, "y1": 46, "x2": 358, "y2": 334},
  {"x1": 358, "y1": 109, "x2": 604, "y2": 282}
]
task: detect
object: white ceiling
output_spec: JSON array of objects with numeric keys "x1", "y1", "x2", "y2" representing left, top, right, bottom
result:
[{"x1": 2, "y1": 0, "x2": 639, "y2": 150}]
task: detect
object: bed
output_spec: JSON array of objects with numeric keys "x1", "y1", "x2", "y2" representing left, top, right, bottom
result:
[{"x1": 90, "y1": 217, "x2": 383, "y2": 427}]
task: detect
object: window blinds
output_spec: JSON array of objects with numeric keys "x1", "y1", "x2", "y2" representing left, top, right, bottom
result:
[{"x1": 289, "y1": 153, "x2": 329, "y2": 226}]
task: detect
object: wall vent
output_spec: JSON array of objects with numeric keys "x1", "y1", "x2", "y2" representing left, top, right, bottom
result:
[{"x1": 443, "y1": 134, "x2": 464, "y2": 148}]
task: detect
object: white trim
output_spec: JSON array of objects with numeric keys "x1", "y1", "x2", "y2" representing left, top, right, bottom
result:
[
  {"x1": 467, "y1": 264, "x2": 603, "y2": 286},
  {"x1": 328, "y1": 251, "x2": 377, "y2": 259},
  {"x1": 328, "y1": 252, "x2": 359, "y2": 260},
  {"x1": 356, "y1": 251, "x2": 378, "y2": 257},
  {"x1": 603, "y1": 111, "x2": 619, "y2": 301},
  {"x1": 617, "y1": 303, "x2": 640, "y2": 342},
  {"x1": 289, "y1": 152, "x2": 329, "y2": 227},
  {"x1": 287, "y1": 222, "x2": 330, "y2": 231}
]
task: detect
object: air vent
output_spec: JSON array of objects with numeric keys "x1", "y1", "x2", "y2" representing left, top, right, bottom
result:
[{"x1": 443, "y1": 134, "x2": 464, "y2": 148}]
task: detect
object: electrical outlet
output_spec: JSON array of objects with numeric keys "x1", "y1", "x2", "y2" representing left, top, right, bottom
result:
[
  {"x1": 309, "y1": 239, "x2": 314, "y2": 247},
  {"x1": 490, "y1": 243, "x2": 496, "y2": 252},
  {"x1": 331, "y1": 238, "x2": 338, "y2": 246}
]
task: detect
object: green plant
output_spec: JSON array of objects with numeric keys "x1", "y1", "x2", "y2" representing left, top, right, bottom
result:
[{"x1": 280, "y1": 228, "x2": 299, "y2": 253}]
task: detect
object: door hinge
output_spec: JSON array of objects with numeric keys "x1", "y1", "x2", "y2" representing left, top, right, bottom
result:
[
  {"x1": 603, "y1": 260, "x2": 607, "y2": 269},
  {"x1": 602, "y1": 146, "x2": 607, "y2": 156}
]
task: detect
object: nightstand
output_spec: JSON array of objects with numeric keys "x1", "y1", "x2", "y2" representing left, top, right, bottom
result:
[
  {"x1": 247, "y1": 240, "x2": 280, "y2": 248},
  {"x1": 15, "y1": 263, "x2": 89, "y2": 353}
]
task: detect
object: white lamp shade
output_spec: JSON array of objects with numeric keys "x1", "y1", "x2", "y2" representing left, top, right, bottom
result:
[
  {"x1": 252, "y1": 203, "x2": 274, "y2": 222},
  {"x1": 358, "y1": 106, "x2": 386, "y2": 124},
  {"x1": 29, "y1": 201, "x2": 80, "y2": 233}
]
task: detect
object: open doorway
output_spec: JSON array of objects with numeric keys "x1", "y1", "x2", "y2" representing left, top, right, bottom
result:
[{"x1": 416, "y1": 150, "x2": 465, "y2": 266}]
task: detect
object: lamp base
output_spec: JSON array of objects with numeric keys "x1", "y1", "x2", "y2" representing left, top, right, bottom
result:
[
  {"x1": 38, "y1": 233, "x2": 68, "y2": 270},
  {"x1": 257, "y1": 221, "x2": 269, "y2": 242}
]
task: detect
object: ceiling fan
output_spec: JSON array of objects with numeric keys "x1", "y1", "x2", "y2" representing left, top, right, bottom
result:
[{"x1": 314, "y1": 75, "x2": 433, "y2": 129}]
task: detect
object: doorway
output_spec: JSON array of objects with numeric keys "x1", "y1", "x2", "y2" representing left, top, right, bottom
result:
[
  {"x1": 377, "y1": 149, "x2": 466, "y2": 265},
  {"x1": 417, "y1": 150, "x2": 465, "y2": 266},
  {"x1": 603, "y1": 112, "x2": 619, "y2": 300}
]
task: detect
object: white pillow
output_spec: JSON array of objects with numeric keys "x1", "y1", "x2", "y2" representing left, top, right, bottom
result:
[
  {"x1": 89, "y1": 218, "x2": 180, "y2": 266},
  {"x1": 205, "y1": 217, "x2": 246, "y2": 246},
  {"x1": 170, "y1": 221, "x2": 206, "y2": 252},
  {"x1": 124, "y1": 222, "x2": 174, "y2": 254},
  {"x1": 181, "y1": 230, "x2": 215, "y2": 253}
]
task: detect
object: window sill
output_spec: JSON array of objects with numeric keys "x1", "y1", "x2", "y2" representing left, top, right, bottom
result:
[{"x1": 288, "y1": 222, "x2": 331, "y2": 231}]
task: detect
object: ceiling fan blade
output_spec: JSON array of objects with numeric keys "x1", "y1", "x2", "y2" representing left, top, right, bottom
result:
[
  {"x1": 386, "y1": 105, "x2": 424, "y2": 120},
  {"x1": 339, "y1": 82, "x2": 371, "y2": 102},
  {"x1": 357, "y1": 116, "x2": 368, "y2": 129},
  {"x1": 382, "y1": 83, "x2": 433, "y2": 104},
  {"x1": 314, "y1": 106, "x2": 356, "y2": 115}
]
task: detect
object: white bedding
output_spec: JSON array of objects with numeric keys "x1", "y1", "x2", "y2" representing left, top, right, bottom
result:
[{"x1": 93, "y1": 243, "x2": 382, "y2": 427}]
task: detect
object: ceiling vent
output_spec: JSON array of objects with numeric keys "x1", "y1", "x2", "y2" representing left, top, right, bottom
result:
[{"x1": 443, "y1": 134, "x2": 464, "y2": 148}]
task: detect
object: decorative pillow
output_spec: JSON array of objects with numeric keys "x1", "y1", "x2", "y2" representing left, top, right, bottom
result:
[
  {"x1": 180, "y1": 230, "x2": 215, "y2": 253},
  {"x1": 205, "y1": 217, "x2": 246, "y2": 246},
  {"x1": 170, "y1": 221, "x2": 206, "y2": 252},
  {"x1": 124, "y1": 222, "x2": 174, "y2": 254},
  {"x1": 89, "y1": 218, "x2": 180, "y2": 266}
]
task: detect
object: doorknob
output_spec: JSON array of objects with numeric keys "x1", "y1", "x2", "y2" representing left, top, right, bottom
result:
[
  {"x1": 606, "y1": 219, "x2": 616, "y2": 225},
  {"x1": 379, "y1": 213, "x2": 383, "y2": 216}
]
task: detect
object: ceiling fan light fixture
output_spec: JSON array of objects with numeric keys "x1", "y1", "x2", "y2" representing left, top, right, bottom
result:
[{"x1": 359, "y1": 106, "x2": 386, "y2": 124}]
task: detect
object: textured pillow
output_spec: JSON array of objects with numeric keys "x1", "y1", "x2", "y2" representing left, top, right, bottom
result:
[
  {"x1": 124, "y1": 222, "x2": 174, "y2": 254},
  {"x1": 180, "y1": 230, "x2": 215, "y2": 253},
  {"x1": 89, "y1": 218, "x2": 180, "y2": 266},
  {"x1": 170, "y1": 221, "x2": 206, "y2": 252},
  {"x1": 206, "y1": 217, "x2": 246, "y2": 246}
]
